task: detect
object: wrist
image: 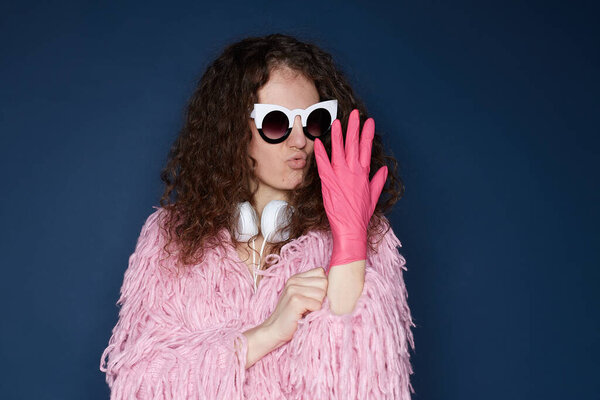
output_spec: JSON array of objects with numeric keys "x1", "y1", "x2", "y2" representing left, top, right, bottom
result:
[
  {"x1": 243, "y1": 323, "x2": 280, "y2": 369},
  {"x1": 260, "y1": 320, "x2": 288, "y2": 350},
  {"x1": 327, "y1": 259, "x2": 366, "y2": 314}
]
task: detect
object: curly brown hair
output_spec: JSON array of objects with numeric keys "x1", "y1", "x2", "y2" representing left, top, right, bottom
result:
[{"x1": 157, "y1": 33, "x2": 405, "y2": 271}]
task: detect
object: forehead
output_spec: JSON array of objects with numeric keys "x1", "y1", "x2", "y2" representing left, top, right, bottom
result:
[{"x1": 257, "y1": 68, "x2": 320, "y2": 109}]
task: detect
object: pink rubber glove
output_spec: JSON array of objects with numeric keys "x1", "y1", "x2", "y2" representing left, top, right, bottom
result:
[{"x1": 314, "y1": 109, "x2": 388, "y2": 273}]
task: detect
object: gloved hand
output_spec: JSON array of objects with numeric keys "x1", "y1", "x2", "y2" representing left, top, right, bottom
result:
[{"x1": 314, "y1": 109, "x2": 388, "y2": 272}]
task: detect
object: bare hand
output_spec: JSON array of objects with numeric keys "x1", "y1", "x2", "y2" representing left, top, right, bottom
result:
[{"x1": 262, "y1": 267, "x2": 328, "y2": 346}]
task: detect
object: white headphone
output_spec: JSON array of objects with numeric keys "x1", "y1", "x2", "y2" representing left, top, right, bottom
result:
[{"x1": 234, "y1": 200, "x2": 294, "y2": 291}]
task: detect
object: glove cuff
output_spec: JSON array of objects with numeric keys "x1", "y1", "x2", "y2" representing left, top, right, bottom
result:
[{"x1": 328, "y1": 234, "x2": 367, "y2": 272}]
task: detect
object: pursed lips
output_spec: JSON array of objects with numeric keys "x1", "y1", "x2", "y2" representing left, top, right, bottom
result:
[
  {"x1": 286, "y1": 153, "x2": 308, "y2": 169},
  {"x1": 287, "y1": 153, "x2": 307, "y2": 161}
]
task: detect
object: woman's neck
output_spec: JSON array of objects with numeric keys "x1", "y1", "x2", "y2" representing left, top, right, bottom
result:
[{"x1": 251, "y1": 188, "x2": 290, "y2": 221}]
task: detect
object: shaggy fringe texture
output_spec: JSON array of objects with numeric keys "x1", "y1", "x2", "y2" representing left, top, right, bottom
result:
[{"x1": 100, "y1": 207, "x2": 415, "y2": 399}]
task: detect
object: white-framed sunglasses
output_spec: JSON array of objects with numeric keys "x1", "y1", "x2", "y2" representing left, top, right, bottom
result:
[{"x1": 249, "y1": 99, "x2": 338, "y2": 144}]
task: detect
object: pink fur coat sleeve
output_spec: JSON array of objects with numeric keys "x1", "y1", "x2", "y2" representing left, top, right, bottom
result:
[
  {"x1": 99, "y1": 210, "x2": 249, "y2": 399},
  {"x1": 272, "y1": 221, "x2": 416, "y2": 399}
]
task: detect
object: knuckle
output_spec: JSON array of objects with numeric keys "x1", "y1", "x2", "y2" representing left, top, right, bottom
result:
[
  {"x1": 290, "y1": 294, "x2": 303, "y2": 305},
  {"x1": 284, "y1": 281, "x2": 298, "y2": 293}
]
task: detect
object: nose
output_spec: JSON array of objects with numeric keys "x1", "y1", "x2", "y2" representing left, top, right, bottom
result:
[{"x1": 286, "y1": 115, "x2": 307, "y2": 149}]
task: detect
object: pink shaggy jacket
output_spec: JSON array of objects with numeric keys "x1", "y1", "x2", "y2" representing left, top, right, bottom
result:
[{"x1": 99, "y1": 207, "x2": 415, "y2": 399}]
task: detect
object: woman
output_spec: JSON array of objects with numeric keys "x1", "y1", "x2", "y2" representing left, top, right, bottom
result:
[{"x1": 100, "y1": 33, "x2": 415, "y2": 399}]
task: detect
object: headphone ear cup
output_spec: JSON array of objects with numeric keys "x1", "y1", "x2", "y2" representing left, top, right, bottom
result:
[
  {"x1": 235, "y1": 201, "x2": 259, "y2": 241},
  {"x1": 261, "y1": 200, "x2": 294, "y2": 243}
]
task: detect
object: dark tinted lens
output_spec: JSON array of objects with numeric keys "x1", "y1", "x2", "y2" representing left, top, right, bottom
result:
[
  {"x1": 262, "y1": 111, "x2": 289, "y2": 140},
  {"x1": 306, "y1": 108, "x2": 332, "y2": 137}
]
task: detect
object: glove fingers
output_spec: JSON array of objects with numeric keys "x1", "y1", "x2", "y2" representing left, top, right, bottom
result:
[
  {"x1": 330, "y1": 119, "x2": 345, "y2": 168},
  {"x1": 369, "y1": 166, "x2": 388, "y2": 215},
  {"x1": 314, "y1": 138, "x2": 335, "y2": 179},
  {"x1": 359, "y1": 118, "x2": 375, "y2": 170},
  {"x1": 345, "y1": 109, "x2": 360, "y2": 168}
]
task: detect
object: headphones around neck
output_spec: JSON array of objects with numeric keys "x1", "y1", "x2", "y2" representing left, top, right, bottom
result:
[
  {"x1": 234, "y1": 200, "x2": 294, "y2": 291},
  {"x1": 234, "y1": 200, "x2": 293, "y2": 243}
]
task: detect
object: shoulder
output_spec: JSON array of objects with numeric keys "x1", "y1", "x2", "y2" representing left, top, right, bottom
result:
[
  {"x1": 134, "y1": 207, "x2": 235, "y2": 272},
  {"x1": 377, "y1": 215, "x2": 403, "y2": 250},
  {"x1": 141, "y1": 206, "x2": 169, "y2": 234},
  {"x1": 130, "y1": 207, "x2": 168, "y2": 252},
  {"x1": 366, "y1": 215, "x2": 407, "y2": 274},
  {"x1": 126, "y1": 206, "x2": 180, "y2": 276}
]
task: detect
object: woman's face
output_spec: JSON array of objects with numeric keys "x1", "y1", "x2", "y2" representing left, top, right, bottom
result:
[{"x1": 248, "y1": 67, "x2": 320, "y2": 201}]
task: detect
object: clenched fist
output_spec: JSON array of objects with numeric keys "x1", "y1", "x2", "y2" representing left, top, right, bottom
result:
[{"x1": 262, "y1": 267, "x2": 328, "y2": 346}]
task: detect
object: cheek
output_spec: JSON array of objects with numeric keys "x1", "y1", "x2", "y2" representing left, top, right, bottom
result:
[
  {"x1": 249, "y1": 142, "x2": 279, "y2": 174},
  {"x1": 248, "y1": 133, "x2": 268, "y2": 165}
]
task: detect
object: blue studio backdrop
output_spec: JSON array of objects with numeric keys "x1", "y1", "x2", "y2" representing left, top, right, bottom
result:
[{"x1": 0, "y1": 1, "x2": 598, "y2": 399}]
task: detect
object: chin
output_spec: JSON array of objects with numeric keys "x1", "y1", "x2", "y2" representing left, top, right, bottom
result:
[{"x1": 280, "y1": 179, "x2": 302, "y2": 191}]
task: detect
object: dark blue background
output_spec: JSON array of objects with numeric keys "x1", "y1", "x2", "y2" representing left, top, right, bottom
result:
[{"x1": 1, "y1": 1, "x2": 597, "y2": 399}]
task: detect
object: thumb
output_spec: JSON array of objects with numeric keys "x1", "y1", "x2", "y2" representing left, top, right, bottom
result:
[
  {"x1": 369, "y1": 166, "x2": 388, "y2": 215},
  {"x1": 314, "y1": 138, "x2": 334, "y2": 179}
]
